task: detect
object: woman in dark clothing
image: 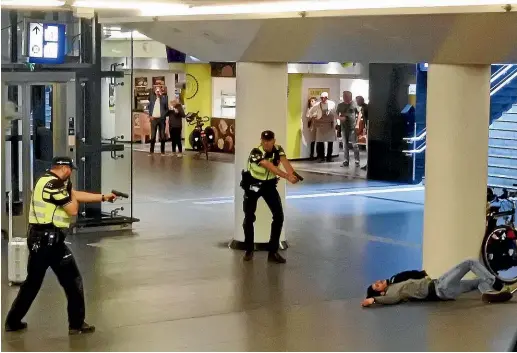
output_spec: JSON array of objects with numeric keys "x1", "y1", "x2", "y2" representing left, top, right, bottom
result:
[{"x1": 167, "y1": 100, "x2": 186, "y2": 157}]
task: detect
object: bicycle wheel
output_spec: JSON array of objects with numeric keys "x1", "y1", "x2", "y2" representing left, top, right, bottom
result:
[{"x1": 481, "y1": 225, "x2": 517, "y2": 284}]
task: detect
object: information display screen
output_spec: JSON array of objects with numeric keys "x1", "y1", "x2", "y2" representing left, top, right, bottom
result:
[{"x1": 27, "y1": 22, "x2": 66, "y2": 64}]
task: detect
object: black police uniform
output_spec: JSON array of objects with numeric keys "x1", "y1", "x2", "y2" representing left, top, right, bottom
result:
[
  {"x1": 242, "y1": 136, "x2": 285, "y2": 254},
  {"x1": 5, "y1": 157, "x2": 91, "y2": 334}
]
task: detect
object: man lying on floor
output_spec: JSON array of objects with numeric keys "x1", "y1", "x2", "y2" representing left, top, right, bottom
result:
[{"x1": 361, "y1": 259, "x2": 515, "y2": 307}]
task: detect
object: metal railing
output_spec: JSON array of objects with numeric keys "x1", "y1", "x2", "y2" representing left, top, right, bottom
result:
[{"x1": 403, "y1": 64, "x2": 517, "y2": 156}]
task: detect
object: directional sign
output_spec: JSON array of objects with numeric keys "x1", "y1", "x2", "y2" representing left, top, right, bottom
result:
[{"x1": 27, "y1": 22, "x2": 66, "y2": 64}]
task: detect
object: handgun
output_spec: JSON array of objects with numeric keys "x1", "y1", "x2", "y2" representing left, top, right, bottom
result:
[{"x1": 293, "y1": 171, "x2": 304, "y2": 182}]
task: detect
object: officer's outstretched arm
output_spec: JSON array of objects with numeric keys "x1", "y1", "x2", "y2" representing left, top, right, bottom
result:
[
  {"x1": 73, "y1": 190, "x2": 117, "y2": 203},
  {"x1": 279, "y1": 156, "x2": 295, "y2": 176}
]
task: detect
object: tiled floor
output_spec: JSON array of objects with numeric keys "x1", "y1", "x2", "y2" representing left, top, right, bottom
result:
[
  {"x1": 2, "y1": 151, "x2": 517, "y2": 351},
  {"x1": 291, "y1": 150, "x2": 368, "y2": 179}
]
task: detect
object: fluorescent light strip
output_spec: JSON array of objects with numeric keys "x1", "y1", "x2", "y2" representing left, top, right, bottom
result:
[
  {"x1": 1, "y1": 0, "x2": 65, "y2": 6},
  {"x1": 69, "y1": 0, "x2": 512, "y2": 16},
  {"x1": 73, "y1": 0, "x2": 188, "y2": 11},
  {"x1": 137, "y1": 0, "x2": 511, "y2": 16}
]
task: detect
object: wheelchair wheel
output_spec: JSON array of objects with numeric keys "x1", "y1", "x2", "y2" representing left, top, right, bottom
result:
[{"x1": 481, "y1": 225, "x2": 517, "y2": 284}]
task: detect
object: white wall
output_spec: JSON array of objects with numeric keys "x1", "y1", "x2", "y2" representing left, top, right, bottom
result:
[
  {"x1": 101, "y1": 73, "x2": 132, "y2": 141},
  {"x1": 212, "y1": 77, "x2": 236, "y2": 118},
  {"x1": 102, "y1": 40, "x2": 167, "y2": 58},
  {"x1": 339, "y1": 79, "x2": 370, "y2": 103},
  {"x1": 300, "y1": 76, "x2": 341, "y2": 158}
]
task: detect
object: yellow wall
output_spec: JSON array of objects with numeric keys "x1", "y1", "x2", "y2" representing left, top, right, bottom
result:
[
  {"x1": 287, "y1": 74, "x2": 303, "y2": 159},
  {"x1": 185, "y1": 63, "x2": 212, "y2": 149}
]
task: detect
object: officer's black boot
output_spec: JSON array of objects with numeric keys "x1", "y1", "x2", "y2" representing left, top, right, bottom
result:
[
  {"x1": 69, "y1": 322, "x2": 95, "y2": 335},
  {"x1": 243, "y1": 251, "x2": 254, "y2": 262},
  {"x1": 5, "y1": 321, "x2": 27, "y2": 332},
  {"x1": 268, "y1": 252, "x2": 286, "y2": 264}
]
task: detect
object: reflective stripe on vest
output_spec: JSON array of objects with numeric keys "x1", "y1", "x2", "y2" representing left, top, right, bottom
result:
[
  {"x1": 248, "y1": 145, "x2": 279, "y2": 181},
  {"x1": 29, "y1": 175, "x2": 71, "y2": 228}
]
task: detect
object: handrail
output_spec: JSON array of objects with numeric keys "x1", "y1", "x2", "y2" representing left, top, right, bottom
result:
[
  {"x1": 490, "y1": 64, "x2": 513, "y2": 83},
  {"x1": 403, "y1": 128, "x2": 426, "y2": 142},
  {"x1": 491, "y1": 66, "x2": 517, "y2": 96},
  {"x1": 403, "y1": 144, "x2": 426, "y2": 154},
  {"x1": 404, "y1": 64, "x2": 517, "y2": 156}
]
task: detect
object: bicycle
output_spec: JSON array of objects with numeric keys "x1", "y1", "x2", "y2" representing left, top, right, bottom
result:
[
  {"x1": 185, "y1": 111, "x2": 215, "y2": 160},
  {"x1": 482, "y1": 186, "x2": 517, "y2": 286}
]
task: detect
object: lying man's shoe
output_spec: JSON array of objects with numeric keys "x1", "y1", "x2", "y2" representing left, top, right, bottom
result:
[
  {"x1": 482, "y1": 291, "x2": 513, "y2": 303},
  {"x1": 69, "y1": 322, "x2": 96, "y2": 335},
  {"x1": 504, "y1": 282, "x2": 517, "y2": 294},
  {"x1": 5, "y1": 321, "x2": 27, "y2": 332}
]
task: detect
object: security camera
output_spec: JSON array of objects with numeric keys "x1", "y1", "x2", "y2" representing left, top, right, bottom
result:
[{"x1": 503, "y1": 4, "x2": 513, "y2": 12}]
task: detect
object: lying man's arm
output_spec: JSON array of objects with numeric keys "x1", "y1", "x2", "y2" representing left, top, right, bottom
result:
[{"x1": 362, "y1": 292, "x2": 403, "y2": 307}]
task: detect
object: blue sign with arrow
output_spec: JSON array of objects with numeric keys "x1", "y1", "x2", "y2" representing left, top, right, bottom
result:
[{"x1": 28, "y1": 22, "x2": 66, "y2": 64}]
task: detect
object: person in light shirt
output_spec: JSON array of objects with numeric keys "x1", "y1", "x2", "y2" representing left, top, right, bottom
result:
[
  {"x1": 148, "y1": 87, "x2": 169, "y2": 156},
  {"x1": 308, "y1": 92, "x2": 337, "y2": 162}
]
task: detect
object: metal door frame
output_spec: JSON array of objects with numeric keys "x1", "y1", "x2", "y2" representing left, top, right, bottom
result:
[{"x1": 2, "y1": 71, "x2": 79, "y2": 233}]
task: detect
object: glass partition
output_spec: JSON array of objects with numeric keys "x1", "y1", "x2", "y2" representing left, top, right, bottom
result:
[
  {"x1": 1, "y1": 83, "x2": 31, "y2": 237},
  {"x1": 99, "y1": 31, "x2": 134, "y2": 222}
]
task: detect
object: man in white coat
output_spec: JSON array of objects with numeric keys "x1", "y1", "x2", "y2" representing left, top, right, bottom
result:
[{"x1": 308, "y1": 92, "x2": 337, "y2": 162}]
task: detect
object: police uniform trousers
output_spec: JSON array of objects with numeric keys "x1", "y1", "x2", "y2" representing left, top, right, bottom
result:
[
  {"x1": 6, "y1": 226, "x2": 85, "y2": 329},
  {"x1": 242, "y1": 180, "x2": 284, "y2": 253}
]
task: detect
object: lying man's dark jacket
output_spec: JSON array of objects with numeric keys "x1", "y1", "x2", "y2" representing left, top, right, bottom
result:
[{"x1": 389, "y1": 270, "x2": 428, "y2": 285}]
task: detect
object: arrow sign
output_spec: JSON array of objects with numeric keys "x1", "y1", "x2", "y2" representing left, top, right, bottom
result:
[{"x1": 28, "y1": 23, "x2": 43, "y2": 58}]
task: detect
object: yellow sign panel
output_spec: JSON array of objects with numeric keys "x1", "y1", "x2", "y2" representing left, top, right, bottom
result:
[{"x1": 308, "y1": 88, "x2": 330, "y2": 99}]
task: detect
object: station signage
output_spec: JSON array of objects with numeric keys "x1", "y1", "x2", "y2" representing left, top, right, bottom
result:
[{"x1": 27, "y1": 22, "x2": 66, "y2": 64}]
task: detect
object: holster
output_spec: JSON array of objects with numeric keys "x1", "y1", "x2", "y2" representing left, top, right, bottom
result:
[{"x1": 240, "y1": 170, "x2": 253, "y2": 190}]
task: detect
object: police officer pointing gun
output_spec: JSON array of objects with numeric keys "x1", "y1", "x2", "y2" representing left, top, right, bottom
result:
[
  {"x1": 241, "y1": 130, "x2": 300, "y2": 264},
  {"x1": 5, "y1": 157, "x2": 117, "y2": 335}
]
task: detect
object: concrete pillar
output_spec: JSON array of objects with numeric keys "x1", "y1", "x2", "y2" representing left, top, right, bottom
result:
[
  {"x1": 423, "y1": 64, "x2": 491, "y2": 275},
  {"x1": 231, "y1": 62, "x2": 288, "y2": 250}
]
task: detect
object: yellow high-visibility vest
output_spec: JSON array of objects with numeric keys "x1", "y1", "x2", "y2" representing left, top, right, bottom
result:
[
  {"x1": 29, "y1": 174, "x2": 71, "y2": 228},
  {"x1": 247, "y1": 144, "x2": 285, "y2": 181}
]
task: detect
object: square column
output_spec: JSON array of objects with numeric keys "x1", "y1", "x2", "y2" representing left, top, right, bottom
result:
[
  {"x1": 231, "y1": 62, "x2": 288, "y2": 250},
  {"x1": 423, "y1": 64, "x2": 490, "y2": 275}
]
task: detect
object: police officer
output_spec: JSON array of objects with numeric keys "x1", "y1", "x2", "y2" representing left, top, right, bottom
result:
[
  {"x1": 5, "y1": 157, "x2": 117, "y2": 335},
  {"x1": 241, "y1": 130, "x2": 299, "y2": 263}
]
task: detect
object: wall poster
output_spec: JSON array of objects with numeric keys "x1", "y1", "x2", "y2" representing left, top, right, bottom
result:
[
  {"x1": 211, "y1": 62, "x2": 236, "y2": 77},
  {"x1": 134, "y1": 77, "x2": 148, "y2": 87},
  {"x1": 152, "y1": 76, "x2": 166, "y2": 94},
  {"x1": 211, "y1": 117, "x2": 235, "y2": 154}
]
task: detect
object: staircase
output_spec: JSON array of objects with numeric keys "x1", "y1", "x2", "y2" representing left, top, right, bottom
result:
[{"x1": 488, "y1": 64, "x2": 517, "y2": 190}]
